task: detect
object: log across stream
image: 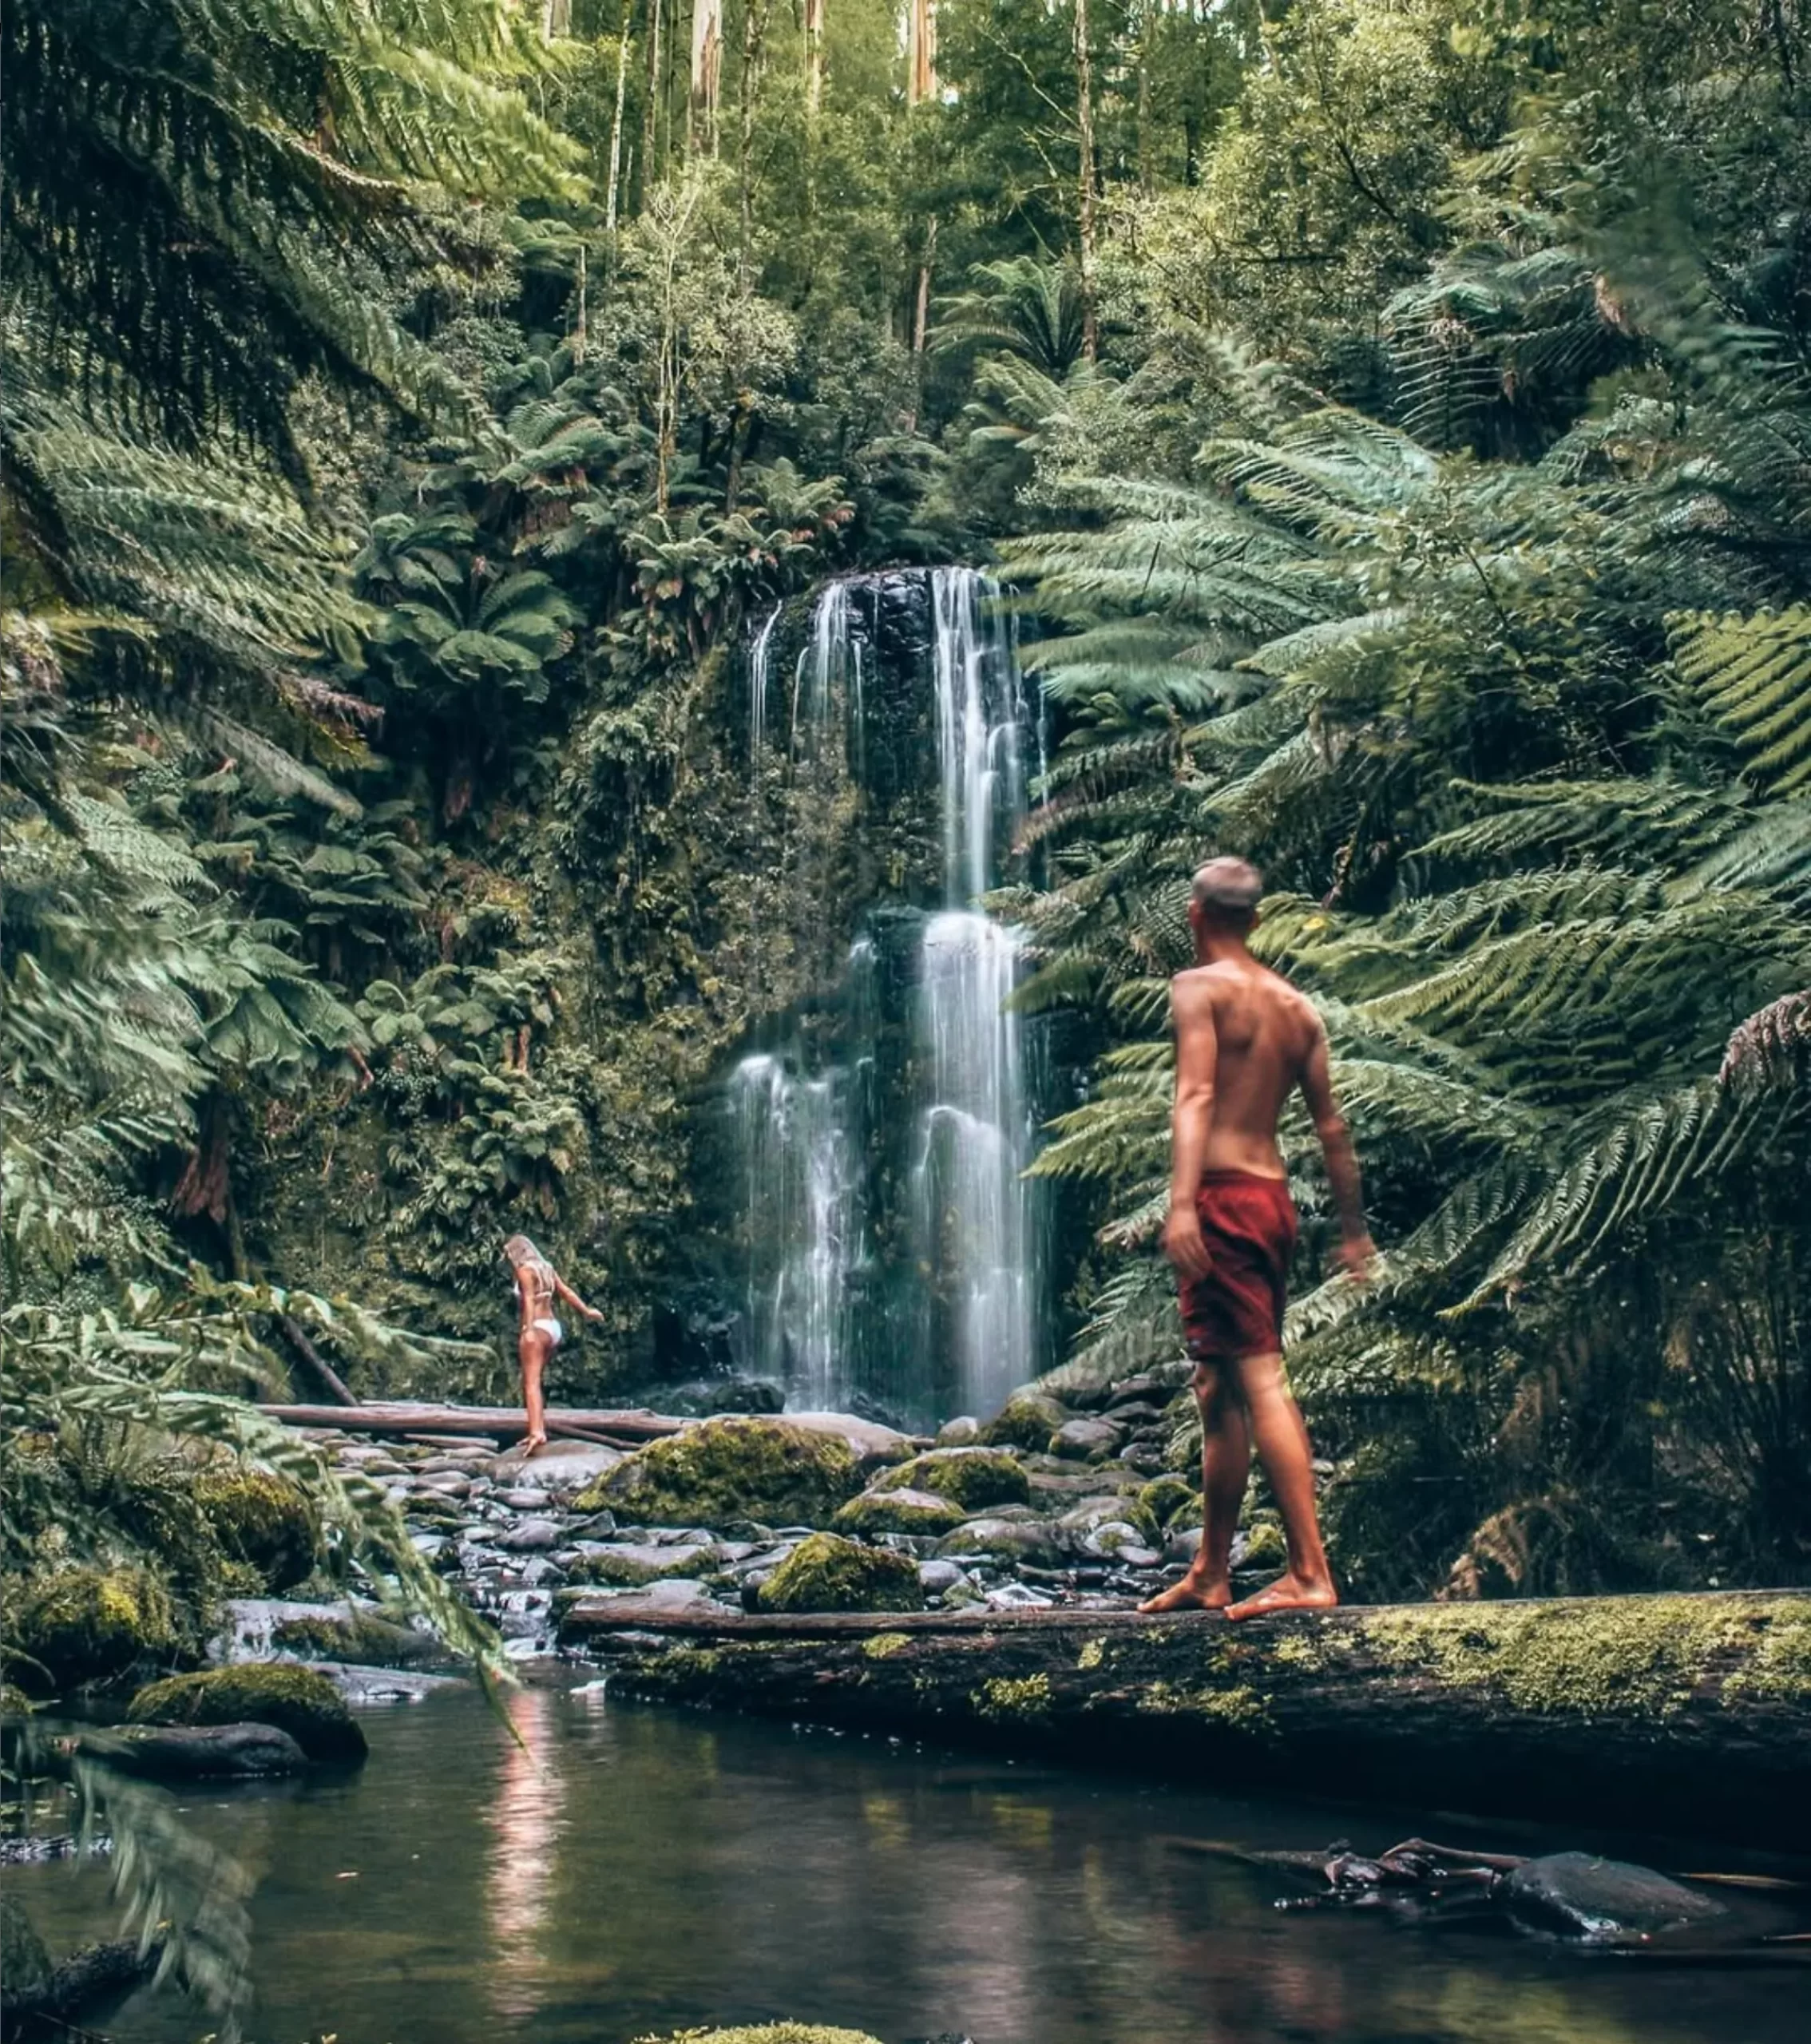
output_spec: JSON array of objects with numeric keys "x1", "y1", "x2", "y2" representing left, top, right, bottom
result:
[{"x1": 559, "y1": 1590, "x2": 1811, "y2": 1847}]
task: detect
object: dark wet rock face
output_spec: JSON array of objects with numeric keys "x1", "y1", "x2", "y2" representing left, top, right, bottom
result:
[
  {"x1": 82, "y1": 1721, "x2": 310, "y2": 1780},
  {"x1": 1502, "y1": 1854, "x2": 1728, "y2": 1942}
]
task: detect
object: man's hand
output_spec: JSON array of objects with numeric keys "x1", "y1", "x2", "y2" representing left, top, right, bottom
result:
[
  {"x1": 1335, "y1": 1234, "x2": 1377, "y2": 1283},
  {"x1": 1162, "y1": 1202, "x2": 1213, "y2": 1283}
]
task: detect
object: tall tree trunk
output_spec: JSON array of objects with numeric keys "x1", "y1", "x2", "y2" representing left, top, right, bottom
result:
[
  {"x1": 906, "y1": 213, "x2": 937, "y2": 433},
  {"x1": 804, "y1": 0, "x2": 826, "y2": 115},
  {"x1": 691, "y1": 0, "x2": 723, "y2": 156},
  {"x1": 605, "y1": 6, "x2": 631, "y2": 232},
  {"x1": 641, "y1": 0, "x2": 664, "y2": 197},
  {"x1": 542, "y1": 0, "x2": 573, "y2": 36},
  {"x1": 739, "y1": 0, "x2": 772, "y2": 261},
  {"x1": 1136, "y1": 0, "x2": 1153, "y2": 195},
  {"x1": 572, "y1": 241, "x2": 588, "y2": 364},
  {"x1": 1073, "y1": 0, "x2": 1100, "y2": 361},
  {"x1": 907, "y1": 0, "x2": 937, "y2": 105}
]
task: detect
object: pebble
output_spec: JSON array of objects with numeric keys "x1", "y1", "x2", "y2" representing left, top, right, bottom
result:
[
  {"x1": 984, "y1": 1582, "x2": 1055, "y2": 1610},
  {"x1": 495, "y1": 1488, "x2": 552, "y2": 1511},
  {"x1": 917, "y1": 1559, "x2": 965, "y2": 1594}
]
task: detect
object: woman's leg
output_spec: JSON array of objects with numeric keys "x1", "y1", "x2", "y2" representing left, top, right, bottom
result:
[{"x1": 519, "y1": 1330, "x2": 550, "y2": 1452}]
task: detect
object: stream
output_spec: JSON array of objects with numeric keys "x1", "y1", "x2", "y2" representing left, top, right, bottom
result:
[{"x1": 13, "y1": 1684, "x2": 1802, "y2": 2044}]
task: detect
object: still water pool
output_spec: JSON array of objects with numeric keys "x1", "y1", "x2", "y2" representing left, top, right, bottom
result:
[{"x1": 14, "y1": 1684, "x2": 1805, "y2": 2044}]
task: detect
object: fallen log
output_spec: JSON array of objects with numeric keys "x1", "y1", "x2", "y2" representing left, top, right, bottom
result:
[
  {"x1": 560, "y1": 1590, "x2": 1811, "y2": 1848},
  {"x1": 256, "y1": 1400, "x2": 685, "y2": 1445},
  {"x1": 276, "y1": 1316, "x2": 358, "y2": 1406}
]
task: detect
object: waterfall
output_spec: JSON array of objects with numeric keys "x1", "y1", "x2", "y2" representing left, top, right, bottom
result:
[
  {"x1": 912, "y1": 569, "x2": 1037, "y2": 1414},
  {"x1": 723, "y1": 568, "x2": 1041, "y2": 1423},
  {"x1": 728, "y1": 1051, "x2": 860, "y2": 1415}
]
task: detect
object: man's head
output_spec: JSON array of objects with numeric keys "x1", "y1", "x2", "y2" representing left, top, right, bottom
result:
[
  {"x1": 502, "y1": 1234, "x2": 540, "y2": 1270},
  {"x1": 1190, "y1": 856, "x2": 1263, "y2": 940}
]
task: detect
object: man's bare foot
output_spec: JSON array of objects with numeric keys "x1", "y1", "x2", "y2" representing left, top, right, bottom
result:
[
  {"x1": 1138, "y1": 1569, "x2": 1232, "y2": 1614},
  {"x1": 1225, "y1": 1573, "x2": 1337, "y2": 1621}
]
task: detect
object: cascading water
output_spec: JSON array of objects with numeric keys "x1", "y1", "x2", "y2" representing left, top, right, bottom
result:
[{"x1": 721, "y1": 567, "x2": 1043, "y2": 1423}]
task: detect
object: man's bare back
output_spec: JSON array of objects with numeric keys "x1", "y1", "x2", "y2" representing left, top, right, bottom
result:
[
  {"x1": 1140, "y1": 857, "x2": 1373, "y2": 1625},
  {"x1": 1171, "y1": 957, "x2": 1322, "y2": 1180}
]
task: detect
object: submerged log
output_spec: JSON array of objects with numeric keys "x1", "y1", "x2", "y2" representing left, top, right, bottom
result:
[
  {"x1": 256, "y1": 1400, "x2": 686, "y2": 1445},
  {"x1": 559, "y1": 1590, "x2": 1811, "y2": 1846}
]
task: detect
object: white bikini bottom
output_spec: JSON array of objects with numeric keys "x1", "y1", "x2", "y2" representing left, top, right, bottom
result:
[{"x1": 533, "y1": 1317, "x2": 563, "y2": 1349}]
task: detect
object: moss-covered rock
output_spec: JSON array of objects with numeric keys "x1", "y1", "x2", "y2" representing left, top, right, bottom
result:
[
  {"x1": 1135, "y1": 1476, "x2": 1201, "y2": 1540},
  {"x1": 635, "y1": 2027, "x2": 884, "y2": 2044},
  {"x1": 195, "y1": 1468, "x2": 319, "y2": 1593},
  {"x1": 128, "y1": 1662, "x2": 367, "y2": 1764},
  {"x1": 269, "y1": 1612, "x2": 452, "y2": 1671},
  {"x1": 576, "y1": 1417, "x2": 862, "y2": 1528},
  {"x1": 871, "y1": 1447, "x2": 1030, "y2": 1512},
  {"x1": 755, "y1": 1533, "x2": 924, "y2": 1614},
  {"x1": 0, "y1": 1895, "x2": 52, "y2": 2001},
  {"x1": 831, "y1": 1487, "x2": 967, "y2": 1537},
  {"x1": 1238, "y1": 1519, "x2": 1286, "y2": 1571},
  {"x1": 0, "y1": 1682, "x2": 35, "y2": 1719},
  {"x1": 9, "y1": 1566, "x2": 175, "y2": 1693},
  {"x1": 980, "y1": 1388, "x2": 1072, "y2": 1453}
]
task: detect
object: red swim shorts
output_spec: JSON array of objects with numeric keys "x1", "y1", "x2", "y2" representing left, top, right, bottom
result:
[{"x1": 1177, "y1": 1169, "x2": 1298, "y2": 1361}]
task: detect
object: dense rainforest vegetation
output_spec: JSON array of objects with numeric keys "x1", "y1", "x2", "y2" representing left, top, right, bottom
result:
[{"x1": 4, "y1": 0, "x2": 1808, "y2": 1698}]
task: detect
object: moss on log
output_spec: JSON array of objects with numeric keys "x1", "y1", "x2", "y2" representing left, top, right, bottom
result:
[{"x1": 559, "y1": 1590, "x2": 1811, "y2": 1845}]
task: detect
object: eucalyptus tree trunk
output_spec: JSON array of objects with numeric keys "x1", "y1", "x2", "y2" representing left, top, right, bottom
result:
[
  {"x1": 907, "y1": 0, "x2": 936, "y2": 104},
  {"x1": 691, "y1": 0, "x2": 723, "y2": 156},
  {"x1": 739, "y1": 0, "x2": 774, "y2": 259},
  {"x1": 1073, "y1": 0, "x2": 1099, "y2": 360},
  {"x1": 542, "y1": 0, "x2": 572, "y2": 35},
  {"x1": 641, "y1": 0, "x2": 664, "y2": 196},
  {"x1": 604, "y1": 8, "x2": 631, "y2": 232},
  {"x1": 804, "y1": 0, "x2": 826, "y2": 115},
  {"x1": 1136, "y1": 0, "x2": 1153, "y2": 194}
]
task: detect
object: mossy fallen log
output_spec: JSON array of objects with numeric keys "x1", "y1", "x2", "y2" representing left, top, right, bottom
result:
[
  {"x1": 559, "y1": 1590, "x2": 1811, "y2": 1846},
  {"x1": 256, "y1": 1400, "x2": 685, "y2": 1445}
]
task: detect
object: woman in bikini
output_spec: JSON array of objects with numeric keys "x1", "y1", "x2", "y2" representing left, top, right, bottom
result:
[{"x1": 502, "y1": 1235, "x2": 603, "y2": 1452}]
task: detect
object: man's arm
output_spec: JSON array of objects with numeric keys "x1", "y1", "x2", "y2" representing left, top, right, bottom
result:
[
  {"x1": 553, "y1": 1270, "x2": 604, "y2": 1322},
  {"x1": 1161, "y1": 973, "x2": 1219, "y2": 1282},
  {"x1": 1299, "y1": 1020, "x2": 1375, "y2": 1278}
]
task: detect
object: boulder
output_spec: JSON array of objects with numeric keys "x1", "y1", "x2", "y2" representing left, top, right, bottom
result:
[
  {"x1": 1502, "y1": 1853, "x2": 1727, "y2": 1942},
  {"x1": 10, "y1": 1565, "x2": 174, "y2": 1693},
  {"x1": 1051, "y1": 1416, "x2": 1123, "y2": 1462},
  {"x1": 980, "y1": 1388, "x2": 1072, "y2": 1453},
  {"x1": 82, "y1": 1721, "x2": 309, "y2": 1781},
  {"x1": 566, "y1": 1543, "x2": 727, "y2": 1588},
  {"x1": 936, "y1": 1416, "x2": 981, "y2": 1448},
  {"x1": 195, "y1": 1468, "x2": 319, "y2": 1592},
  {"x1": 129, "y1": 1662, "x2": 367, "y2": 1764},
  {"x1": 933, "y1": 1516, "x2": 1071, "y2": 1569},
  {"x1": 832, "y1": 1487, "x2": 967, "y2": 1538},
  {"x1": 755, "y1": 1533, "x2": 925, "y2": 1614},
  {"x1": 575, "y1": 1416, "x2": 862, "y2": 1528},
  {"x1": 0, "y1": 1895, "x2": 52, "y2": 2002},
  {"x1": 268, "y1": 1611, "x2": 454, "y2": 1672},
  {"x1": 871, "y1": 1448, "x2": 1031, "y2": 1513}
]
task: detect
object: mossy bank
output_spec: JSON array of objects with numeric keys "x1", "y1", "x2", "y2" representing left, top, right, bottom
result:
[{"x1": 564, "y1": 1590, "x2": 1811, "y2": 1846}]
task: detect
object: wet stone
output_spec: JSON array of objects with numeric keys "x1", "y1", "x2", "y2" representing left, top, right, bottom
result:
[{"x1": 493, "y1": 1519, "x2": 567, "y2": 1553}]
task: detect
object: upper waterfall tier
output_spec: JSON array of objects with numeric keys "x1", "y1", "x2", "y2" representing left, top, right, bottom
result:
[{"x1": 703, "y1": 567, "x2": 1047, "y2": 1426}]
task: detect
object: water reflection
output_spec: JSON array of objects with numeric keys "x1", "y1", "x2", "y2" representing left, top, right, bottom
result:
[
  {"x1": 10, "y1": 1690, "x2": 1801, "y2": 2044},
  {"x1": 485, "y1": 1686, "x2": 565, "y2": 2022}
]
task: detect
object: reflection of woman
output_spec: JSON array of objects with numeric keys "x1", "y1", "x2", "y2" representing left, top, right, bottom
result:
[
  {"x1": 503, "y1": 1235, "x2": 601, "y2": 1453},
  {"x1": 486, "y1": 1685, "x2": 564, "y2": 2023}
]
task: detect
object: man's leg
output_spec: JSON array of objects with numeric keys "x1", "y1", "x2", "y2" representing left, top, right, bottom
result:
[
  {"x1": 1225, "y1": 1350, "x2": 1337, "y2": 1618},
  {"x1": 1139, "y1": 1357, "x2": 1249, "y2": 1614}
]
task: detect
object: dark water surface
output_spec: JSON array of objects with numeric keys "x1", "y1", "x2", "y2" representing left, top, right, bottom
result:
[{"x1": 15, "y1": 1684, "x2": 1805, "y2": 2044}]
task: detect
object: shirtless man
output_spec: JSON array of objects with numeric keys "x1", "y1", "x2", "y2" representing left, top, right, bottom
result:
[
  {"x1": 503, "y1": 1234, "x2": 603, "y2": 1452},
  {"x1": 1139, "y1": 858, "x2": 1374, "y2": 1622}
]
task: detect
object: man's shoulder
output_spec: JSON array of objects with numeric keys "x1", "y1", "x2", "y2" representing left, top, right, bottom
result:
[{"x1": 1171, "y1": 961, "x2": 1240, "y2": 1005}]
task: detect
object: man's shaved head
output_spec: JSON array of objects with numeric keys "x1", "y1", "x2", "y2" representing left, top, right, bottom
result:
[{"x1": 1191, "y1": 857, "x2": 1263, "y2": 921}]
